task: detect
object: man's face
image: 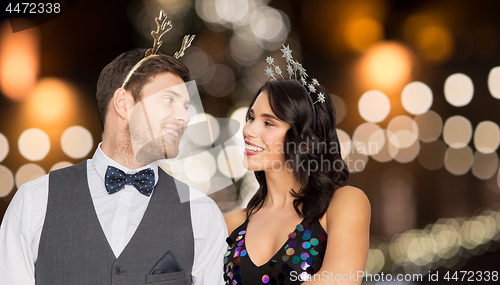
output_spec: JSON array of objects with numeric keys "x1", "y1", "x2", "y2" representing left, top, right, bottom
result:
[{"x1": 128, "y1": 72, "x2": 191, "y2": 164}]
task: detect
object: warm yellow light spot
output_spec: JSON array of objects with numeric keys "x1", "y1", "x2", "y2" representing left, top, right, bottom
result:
[
  {"x1": 0, "y1": 19, "x2": 39, "y2": 101},
  {"x1": 26, "y1": 78, "x2": 76, "y2": 124},
  {"x1": 394, "y1": 140, "x2": 420, "y2": 164},
  {"x1": 359, "y1": 42, "x2": 413, "y2": 93},
  {"x1": 416, "y1": 25, "x2": 454, "y2": 61},
  {"x1": 345, "y1": 17, "x2": 384, "y2": 52}
]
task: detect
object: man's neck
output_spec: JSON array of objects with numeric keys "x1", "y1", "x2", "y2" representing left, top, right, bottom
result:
[{"x1": 101, "y1": 133, "x2": 146, "y2": 170}]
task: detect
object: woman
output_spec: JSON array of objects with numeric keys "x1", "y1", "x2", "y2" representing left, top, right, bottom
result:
[{"x1": 224, "y1": 78, "x2": 371, "y2": 284}]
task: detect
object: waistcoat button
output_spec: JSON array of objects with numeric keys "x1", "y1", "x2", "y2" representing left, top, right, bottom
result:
[{"x1": 114, "y1": 267, "x2": 122, "y2": 274}]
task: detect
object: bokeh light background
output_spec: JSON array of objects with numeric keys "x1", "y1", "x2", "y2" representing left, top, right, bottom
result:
[{"x1": 1, "y1": 0, "x2": 500, "y2": 283}]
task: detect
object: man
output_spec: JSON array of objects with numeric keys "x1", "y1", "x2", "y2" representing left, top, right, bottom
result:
[{"x1": 0, "y1": 11, "x2": 227, "y2": 285}]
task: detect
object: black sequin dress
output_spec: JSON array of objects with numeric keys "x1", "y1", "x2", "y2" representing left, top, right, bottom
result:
[{"x1": 224, "y1": 219, "x2": 327, "y2": 285}]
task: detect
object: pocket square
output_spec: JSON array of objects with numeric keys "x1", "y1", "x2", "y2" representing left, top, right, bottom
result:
[{"x1": 150, "y1": 251, "x2": 182, "y2": 275}]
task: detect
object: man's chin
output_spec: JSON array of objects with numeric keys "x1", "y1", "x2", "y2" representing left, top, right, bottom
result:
[{"x1": 134, "y1": 138, "x2": 179, "y2": 164}]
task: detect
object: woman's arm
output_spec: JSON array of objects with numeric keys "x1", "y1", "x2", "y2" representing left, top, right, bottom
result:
[{"x1": 304, "y1": 186, "x2": 371, "y2": 284}]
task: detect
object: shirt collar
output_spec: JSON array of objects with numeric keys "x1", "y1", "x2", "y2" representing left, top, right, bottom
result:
[{"x1": 92, "y1": 142, "x2": 159, "y2": 187}]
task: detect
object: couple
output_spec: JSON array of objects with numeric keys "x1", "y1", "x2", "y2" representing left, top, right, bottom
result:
[{"x1": 0, "y1": 11, "x2": 370, "y2": 285}]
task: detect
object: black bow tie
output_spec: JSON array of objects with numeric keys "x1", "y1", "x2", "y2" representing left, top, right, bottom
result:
[{"x1": 104, "y1": 166, "x2": 155, "y2": 197}]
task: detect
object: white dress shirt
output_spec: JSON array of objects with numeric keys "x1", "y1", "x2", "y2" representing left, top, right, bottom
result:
[{"x1": 0, "y1": 144, "x2": 227, "y2": 284}]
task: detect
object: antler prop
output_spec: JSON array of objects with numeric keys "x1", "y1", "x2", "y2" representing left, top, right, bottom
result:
[
  {"x1": 145, "y1": 10, "x2": 172, "y2": 57},
  {"x1": 174, "y1": 35, "x2": 195, "y2": 59}
]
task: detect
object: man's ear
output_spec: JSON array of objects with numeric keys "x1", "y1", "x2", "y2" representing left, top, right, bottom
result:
[{"x1": 112, "y1": 88, "x2": 134, "y2": 120}]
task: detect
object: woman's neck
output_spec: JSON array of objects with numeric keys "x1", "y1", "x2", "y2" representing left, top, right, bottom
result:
[{"x1": 263, "y1": 168, "x2": 302, "y2": 209}]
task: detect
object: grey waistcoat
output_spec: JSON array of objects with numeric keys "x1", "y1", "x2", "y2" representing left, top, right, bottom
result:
[{"x1": 35, "y1": 161, "x2": 194, "y2": 285}]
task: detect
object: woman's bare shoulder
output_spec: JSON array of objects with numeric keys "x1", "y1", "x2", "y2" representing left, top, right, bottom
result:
[
  {"x1": 224, "y1": 208, "x2": 247, "y2": 235},
  {"x1": 320, "y1": 185, "x2": 371, "y2": 231}
]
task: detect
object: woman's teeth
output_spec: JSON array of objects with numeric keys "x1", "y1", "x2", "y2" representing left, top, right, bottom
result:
[{"x1": 245, "y1": 143, "x2": 264, "y2": 152}]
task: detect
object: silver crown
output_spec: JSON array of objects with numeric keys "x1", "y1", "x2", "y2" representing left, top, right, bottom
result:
[{"x1": 265, "y1": 45, "x2": 325, "y2": 104}]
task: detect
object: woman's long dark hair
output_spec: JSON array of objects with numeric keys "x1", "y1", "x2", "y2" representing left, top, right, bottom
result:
[{"x1": 245, "y1": 79, "x2": 349, "y2": 222}]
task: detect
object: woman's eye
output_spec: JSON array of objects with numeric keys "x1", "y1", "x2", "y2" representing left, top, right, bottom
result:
[
  {"x1": 164, "y1": 97, "x2": 172, "y2": 103},
  {"x1": 247, "y1": 116, "x2": 255, "y2": 121},
  {"x1": 265, "y1": 122, "x2": 274, "y2": 126}
]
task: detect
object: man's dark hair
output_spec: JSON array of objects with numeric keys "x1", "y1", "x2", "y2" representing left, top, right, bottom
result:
[{"x1": 96, "y1": 48, "x2": 191, "y2": 125}]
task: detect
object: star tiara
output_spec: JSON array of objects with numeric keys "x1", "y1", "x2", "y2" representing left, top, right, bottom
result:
[
  {"x1": 121, "y1": 10, "x2": 195, "y2": 88},
  {"x1": 265, "y1": 45, "x2": 325, "y2": 129}
]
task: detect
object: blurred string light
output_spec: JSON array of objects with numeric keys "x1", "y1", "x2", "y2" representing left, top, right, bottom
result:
[
  {"x1": 0, "y1": 133, "x2": 9, "y2": 162},
  {"x1": 401, "y1": 82, "x2": 433, "y2": 115},
  {"x1": 365, "y1": 207, "x2": 500, "y2": 276},
  {"x1": 195, "y1": 0, "x2": 290, "y2": 52},
  {"x1": 387, "y1": 116, "x2": 419, "y2": 149},
  {"x1": 358, "y1": 90, "x2": 391, "y2": 123},
  {"x1": 472, "y1": 152, "x2": 498, "y2": 180},
  {"x1": 18, "y1": 128, "x2": 50, "y2": 161},
  {"x1": 61, "y1": 126, "x2": 93, "y2": 159},
  {"x1": 15, "y1": 163, "x2": 45, "y2": 188},
  {"x1": 474, "y1": 121, "x2": 500, "y2": 154},
  {"x1": 202, "y1": 64, "x2": 236, "y2": 97},
  {"x1": 50, "y1": 161, "x2": 73, "y2": 171},
  {"x1": 352, "y1": 123, "x2": 385, "y2": 156},
  {"x1": 444, "y1": 73, "x2": 474, "y2": 107},
  {"x1": 443, "y1": 116, "x2": 472, "y2": 149},
  {"x1": 0, "y1": 19, "x2": 39, "y2": 101},
  {"x1": 0, "y1": 165, "x2": 14, "y2": 197},
  {"x1": 444, "y1": 146, "x2": 473, "y2": 176},
  {"x1": 331, "y1": 95, "x2": 347, "y2": 125},
  {"x1": 414, "y1": 110, "x2": 442, "y2": 143},
  {"x1": 371, "y1": 131, "x2": 399, "y2": 163},
  {"x1": 488, "y1": 66, "x2": 500, "y2": 99},
  {"x1": 336, "y1": 129, "x2": 351, "y2": 160}
]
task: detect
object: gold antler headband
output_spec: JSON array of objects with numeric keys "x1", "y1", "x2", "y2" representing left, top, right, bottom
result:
[{"x1": 121, "y1": 10, "x2": 195, "y2": 88}]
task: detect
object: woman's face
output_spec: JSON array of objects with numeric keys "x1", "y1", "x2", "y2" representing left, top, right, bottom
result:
[{"x1": 243, "y1": 91, "x2": 290, "y2": 171}]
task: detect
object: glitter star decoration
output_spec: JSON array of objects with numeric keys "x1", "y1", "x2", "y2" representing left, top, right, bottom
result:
[
  {"x1": 281, "y1": 44, "x2": 292, "y2": 61},
  {"x1": 308, "y1": 84, "x2": 316, "y2": 93},
  {"x1": 265, "y1": 66, "x2": 275, "y2": 80},
  {"x1": 275, "y1": 65, "x2": 283, "y2": 76},
  {"x1": 266, "y1": 56, "x2": 274, "y2": 65},
  {"x1": 312, "y1": 78, "x2": 319, "y2": 86},
  {"x1": 314, "y1": 92, "x2": 325, "y2": 104}
]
